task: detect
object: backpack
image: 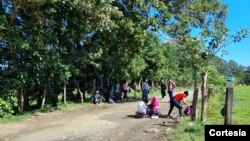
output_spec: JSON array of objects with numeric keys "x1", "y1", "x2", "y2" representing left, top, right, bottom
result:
[{"x1": 184, "y1": 105, "x2": 192, "y2": 116}]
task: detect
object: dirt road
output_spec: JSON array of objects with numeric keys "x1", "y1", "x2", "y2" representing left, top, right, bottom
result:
[{"x1": 0, "y1": 97, "x2": 182, "y2": 141}]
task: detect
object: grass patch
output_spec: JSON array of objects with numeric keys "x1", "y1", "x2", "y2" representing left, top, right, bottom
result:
[
  {"x1": 167, "y1": 117, "x2": 205, "y2": 141},
  {"x1": 231, "y1": 86, "x2": 250, "y2": 124},
  {"x1": 0, "y1": 112, "x2": 33, "y2": 124},
  {"x1": 169, "y1": 85, "x2": 250, "y2": 141},
  {"x1": 205, "y1": 90, "x2": 225, "y2": 124}
]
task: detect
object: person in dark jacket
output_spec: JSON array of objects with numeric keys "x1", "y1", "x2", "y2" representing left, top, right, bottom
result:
[{"x1": 160, "y1": 80, "x2": 166, "y2": 99}]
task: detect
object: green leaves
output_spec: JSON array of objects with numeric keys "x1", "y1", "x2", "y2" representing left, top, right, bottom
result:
[
  {"x1": 20, "y1": 42, "x2": 30, "y2": 50},
  {"x1": 1, "y1": 0, "x2": 249, "y2": 115},
  {"x1": 233, "y1": 28, "x2": 250, "y2": 43}
]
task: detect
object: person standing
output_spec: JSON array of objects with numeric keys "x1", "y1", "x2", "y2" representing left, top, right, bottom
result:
[
  {"x1": 167, "y1": 79, "x2": 176, "y2": 99},
  {"x1": 113, "y1": 81, "x2": 120, "y2": 102},
  {"x1": 103, "y1": 83, "x2": 111, "y2": 103},
  {"x1": 160, "y1": 80, "x2": 167, "y2": 99},
  {"x1": 141, "y1": 78, "x2": 149, "y2": 101},
  {"x1": 166, "y1": 91, "x2": 190, "y2": 118},
  {"x1": 122, "y1": 80, "x2": 130, "y2": 101}
]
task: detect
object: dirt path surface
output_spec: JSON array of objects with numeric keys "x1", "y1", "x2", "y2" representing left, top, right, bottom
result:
[{"x1": 0, "y1": 97, "x2": 184, "y2": 141}]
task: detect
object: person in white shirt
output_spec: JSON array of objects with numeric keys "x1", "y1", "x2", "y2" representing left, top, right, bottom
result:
[{"x1": 136, "y1": 99, "x2": 149, "y2": 118}]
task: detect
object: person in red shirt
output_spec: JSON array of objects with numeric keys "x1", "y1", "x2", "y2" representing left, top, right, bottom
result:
[{"x1": 166, "y1": 91, "x2": 190, "y2": 118}]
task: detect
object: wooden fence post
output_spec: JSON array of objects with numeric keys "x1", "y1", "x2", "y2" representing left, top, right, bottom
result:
[{"x1": 224, "y1": 87, "x2": 233, "y2": 125}]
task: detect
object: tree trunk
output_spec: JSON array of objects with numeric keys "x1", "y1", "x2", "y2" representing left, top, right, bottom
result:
[
  {"x1": 83, "y1": 88, "x2": 86, "y2": 100},
  {"x1": 137, "y1": 79, "x2": 142, "y2": 91},
  {"x1": 17, "y1": 87, "x2": 24, "y2": 113},
  {"x1": 201, "y1": 70, "x2": 208, "y2": 122},
  {"x1": 191, "y1": 69, "x2": 199, "y2": 121},
  {"x1": 93, "y1": 79, "x2": 96, "y2": 93},
  {"x1": 83, "y1": 82, "x2": 87, "y2": 100},
  {"x1": 41, "y1": 83, "x2": 47, "y2": 109},
  {"x1": 191, "y1": 88, "x2": 199, "y2": 121},
  {"x1": 63, "y1": 82, "x2": 67, "y2": 104},
  {"x1": 74, "y1": 79, "x2": 84, "y2": 103}
]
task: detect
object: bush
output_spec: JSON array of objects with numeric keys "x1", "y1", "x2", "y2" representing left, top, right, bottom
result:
[{"x1": 0, "y1": 95, "x2": 18, "y2": 118}]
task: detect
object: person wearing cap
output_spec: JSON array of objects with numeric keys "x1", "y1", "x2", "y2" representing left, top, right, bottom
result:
[{"x1": 166, "y1": 91, "x2": 190, "y2": 118}]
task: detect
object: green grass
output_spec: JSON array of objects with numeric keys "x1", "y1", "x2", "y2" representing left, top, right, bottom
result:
[
  {"x1": 231, "y1": 86, "x2": 250, "y2": 124},
  {"x1": 168, "y1": 85, "x2": 250, "y2": 141},
  {"x1": 168, "y1": 119, "x2": 205, "y2": 141},
  {"x1": 0, "y1": 112, "x2": 33, "y2": 124}
]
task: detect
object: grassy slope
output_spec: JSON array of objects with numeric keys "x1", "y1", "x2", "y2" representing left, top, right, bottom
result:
[{"x1": 170, "y1": 85, "x2": 250, "y2": 141}]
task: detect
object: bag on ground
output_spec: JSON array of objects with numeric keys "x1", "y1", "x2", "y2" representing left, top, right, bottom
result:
[{"x1": 184, "y1": 105, "x2": 192, "y2": 116}]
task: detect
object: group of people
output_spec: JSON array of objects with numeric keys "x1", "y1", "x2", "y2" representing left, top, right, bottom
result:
[
  {"x1": 91, "y1": 79, "x2": 191, "y2": 119},
  {"x1": 91, "y1": 80, "x2": 133, "y2": 104},
  {"x1": 136, "y1": 96, "x2": 160, "y2": 118},
  {"x1": 136, "y1": 79, "x2": 191, "y2": 118}
]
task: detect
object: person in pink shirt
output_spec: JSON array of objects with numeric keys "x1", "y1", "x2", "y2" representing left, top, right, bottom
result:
[
  {"x1": 167, "y1": 79, "x2": 176, "y2": 99},
  {"x1": 122, "y1": 80, "x2": 130, "y2": 101},
  {"x1": 148, "y1": 96, "x2": 160, "y2": 116}
]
